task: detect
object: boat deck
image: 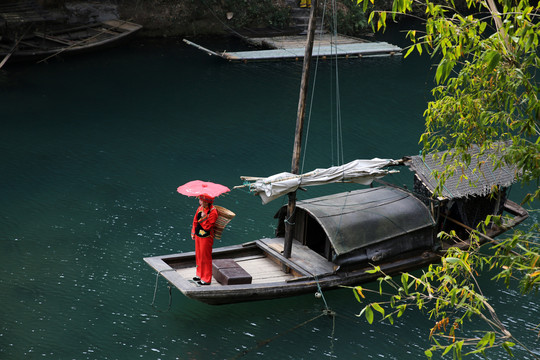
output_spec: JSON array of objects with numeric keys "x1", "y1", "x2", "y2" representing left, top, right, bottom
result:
[
  {"x1": 175, "y1": 253, "x2": 294, "y2": 286},
  {"x1": 259, "y1": 237, "x2": 336, "y2": 276},
  {"x1": 172, "y1": 238, "x2": 335, "y2": 288},
  {"x1": 183, "y1": 33, "x2": 401, "y2": 62}
]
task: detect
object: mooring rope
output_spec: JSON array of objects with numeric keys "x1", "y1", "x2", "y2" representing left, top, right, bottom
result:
[
  {"x1": 229, "y1": 310, "x2": 335, "y2": 359},
  {"x1": 314, "y1": 275, "x2": 330, "y2": 310},
  {"x1": 151, "y1": 269, "x2": 176, "y2": 310}
]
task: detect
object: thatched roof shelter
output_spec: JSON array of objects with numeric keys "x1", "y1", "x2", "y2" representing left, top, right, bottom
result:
[{"x1": 405, "y1": 142, "x2": 517, "y2": 200}]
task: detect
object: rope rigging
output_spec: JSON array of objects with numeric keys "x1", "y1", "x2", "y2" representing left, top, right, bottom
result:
[{"x1": 300, "y1": 0, "x2": 345, "y2": 174}]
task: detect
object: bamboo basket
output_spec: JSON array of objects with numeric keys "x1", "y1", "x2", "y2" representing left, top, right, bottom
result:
[{"x1": 213, "y1": 205, "x2": 235, "y2": 240}]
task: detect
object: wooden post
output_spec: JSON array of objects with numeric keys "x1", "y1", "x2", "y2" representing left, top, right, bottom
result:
[{"x1": 283, "y1": 0, "x2": 317, "y2": 259}]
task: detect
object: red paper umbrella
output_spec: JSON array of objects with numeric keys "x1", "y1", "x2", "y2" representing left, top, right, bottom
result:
[{"x1": 176, "y1": 180, "x2": 230, "y2": 199}]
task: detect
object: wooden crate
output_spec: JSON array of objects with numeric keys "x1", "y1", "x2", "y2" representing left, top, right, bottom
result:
[{"x1": 212, "y1": 259, "x2": 252, "y2": 285}]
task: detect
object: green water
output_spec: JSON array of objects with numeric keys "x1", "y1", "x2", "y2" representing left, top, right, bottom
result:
[{"x1": 1, "y1": 33, "x2": 538, "y2": 359}]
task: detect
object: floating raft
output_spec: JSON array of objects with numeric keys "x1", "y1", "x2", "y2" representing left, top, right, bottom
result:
[{"x1": 184, "y1": 34, "x2": 401, "y2": 62}]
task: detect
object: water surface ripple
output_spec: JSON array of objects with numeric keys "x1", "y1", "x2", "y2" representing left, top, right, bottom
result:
[{"x1": 1, "y1": 35, "x2": 537, "y2": 359}]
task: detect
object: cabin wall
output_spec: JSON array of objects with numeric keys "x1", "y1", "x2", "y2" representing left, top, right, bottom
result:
[
  {"x1": 334, "y1": 225, "x2": 435, "y2": 270},
  {"x1": 283, "y1": 207, "x2": 435, "y2": 268},
  {"x1": 413, "y1": 176, "x2": 509, "y2": 238},
  {"x1": 443, "y1": 189, "x2": 507, "y2": 235}
]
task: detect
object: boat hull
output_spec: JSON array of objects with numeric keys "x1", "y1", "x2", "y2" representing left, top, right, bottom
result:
[
  {"x1": 0, "y1": 20, "x2": 142, "y2": 63},
  {"x1": 145, "y1": 240, "x2": 442, "y2": 305}
]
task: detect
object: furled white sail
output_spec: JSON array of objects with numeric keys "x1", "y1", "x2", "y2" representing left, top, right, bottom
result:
[{"x1": 242, "y1": 158, "x2": 400, "y2": 204}]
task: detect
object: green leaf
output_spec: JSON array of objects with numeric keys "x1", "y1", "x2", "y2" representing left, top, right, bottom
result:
[
  {"x1": 501, "y1": 341, "x2": 515, "y2": 356},
  {"x1": 435, "y1": 60, "x2": 444, "y2": 84},
  {"x1": 353, "y1": 287, "x2": 362, "y2": 303},
  {"x1": 477, "y1": 331, "x2": 493, "y2": 348},
  {"x1": 434, "y1": 59, "x2": 455, "y2": 84},
  {"x1": 442, "y1": 344, "x2": 453, "y2": 356},
  {"x1": 367, "y1": 11, "x2": 375, "y2": 24},
  {"x1": 401, "y1": 273, "x2": 409, "y2": 287},
  {"x1": 445, "y1": 257, "x2": 461, "y2": 265},
  {"x1": 365, "y1": 306, "x2": 374, "y2": 324},
  {"x1": 366, "y1": 266, "x2": 381, "y2": 274},
  {"x1": 397, "y1": 304, "x2": 407, "y2": 317},
  {"x1": 372, "y1": 302, "x2": 385, "y2": 316},
  {"x1": 379, "y1": 11, "x2": 387, "y2": 30},
  {"x1": 405, "y1": 45, "x2": 416, "y2": 58},
  {"x1": 489, "y1": 332, "x2": 496, "y2": 347},
  {"x1": 479, "y1": 21, "x2": 487, "y2": 33},
  {"x1": 484, "y1": 50, "x2": 501, "y2": 73}
]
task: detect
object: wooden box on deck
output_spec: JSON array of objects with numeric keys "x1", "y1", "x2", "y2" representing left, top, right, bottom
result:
[{"x1": 212, "y1": 259, "x2": 252, "y2": 285}]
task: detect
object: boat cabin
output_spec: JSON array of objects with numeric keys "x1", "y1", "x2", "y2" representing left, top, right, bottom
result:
[
  {"x1": 275, "y1": 187, "x2": 436, "y2": 269},
  {"x1": 405, "y1": 143, "x2": 518, "y2": 239}
]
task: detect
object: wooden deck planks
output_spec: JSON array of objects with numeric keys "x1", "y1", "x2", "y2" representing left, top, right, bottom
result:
[
  {"x1": 223, "y1": 42, "x2": 401, "y2": 61},
  {"x1": 239, "y1": 257, "x2": 293, "y2": 283},
  {"x1": 260, "y1": 238, "x2": 335, "y2": 276},
  {"x1": 174, "y1": 254, "x2": 293, "y2": 286},
  {"x1": 232, "y1": 34, "x2": 400, "y2": 61},
  {"x1": 244, "y1": 34, "x2": 369, "y2": 49},
  {"x1": 183, "y1": 33, "x2": 401, "y2": 62}
]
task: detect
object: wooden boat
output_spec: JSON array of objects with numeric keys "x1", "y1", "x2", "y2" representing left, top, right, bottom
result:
[
  {"x1": 0, "y1": 20, "x2": 142, "y2": 64},
  {"x1": 144, "y1": 156, "x2": 528, "y2": 305},
  {"x1": 144, "y1": 1, "x2": 529, "y2": 305}
]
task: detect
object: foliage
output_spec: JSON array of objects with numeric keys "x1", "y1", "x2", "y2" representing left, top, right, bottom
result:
[
  {"x1": 352, "y1": 0, "x2": 540, "y2": 358},
  {"x1": 489, "y1": 220, "x2": 540, "y2": 294},
  {"x1": 352, "y1": 220, "x2": 539, "y2": 358},
  {"x1": 351, "y1": 246, "x2": 523, "y2": 358},
  {"x1": 384, "y1": 0, "x2": 539, "y2": 204},
  {"x1": 330, "y1": 0, "x2": 369, "y2": 35},
  {"x1": 194, "y1": 0, "x2": 291, "y2": 29}
]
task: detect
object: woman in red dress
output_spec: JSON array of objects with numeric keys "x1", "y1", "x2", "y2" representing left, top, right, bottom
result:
[{"x1": 191, "y1": 195, "x2": 218, "y2": 285}]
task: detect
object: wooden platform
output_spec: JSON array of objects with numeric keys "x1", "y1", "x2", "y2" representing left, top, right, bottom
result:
[{"x1": 183, "y1": 33, "x2": 401, "y2": 62}]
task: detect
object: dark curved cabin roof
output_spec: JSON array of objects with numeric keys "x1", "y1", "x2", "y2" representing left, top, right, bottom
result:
[{"x1": 293, "y1": 187, "x2": 435, "y2": 257}]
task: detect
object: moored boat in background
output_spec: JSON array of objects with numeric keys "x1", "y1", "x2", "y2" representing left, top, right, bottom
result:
[{"x1": 0, "y1": 20, "x2": 142, "y2": 64}]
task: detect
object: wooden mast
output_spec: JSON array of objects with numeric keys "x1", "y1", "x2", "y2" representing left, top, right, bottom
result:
[{"x1": 283, "y1": 0, "x2": 318, "y2": 259}]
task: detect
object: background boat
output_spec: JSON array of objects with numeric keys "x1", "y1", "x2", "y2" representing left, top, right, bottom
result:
[{"x1": 0, "y1": 20, "x2": 142, "y2": 64}]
